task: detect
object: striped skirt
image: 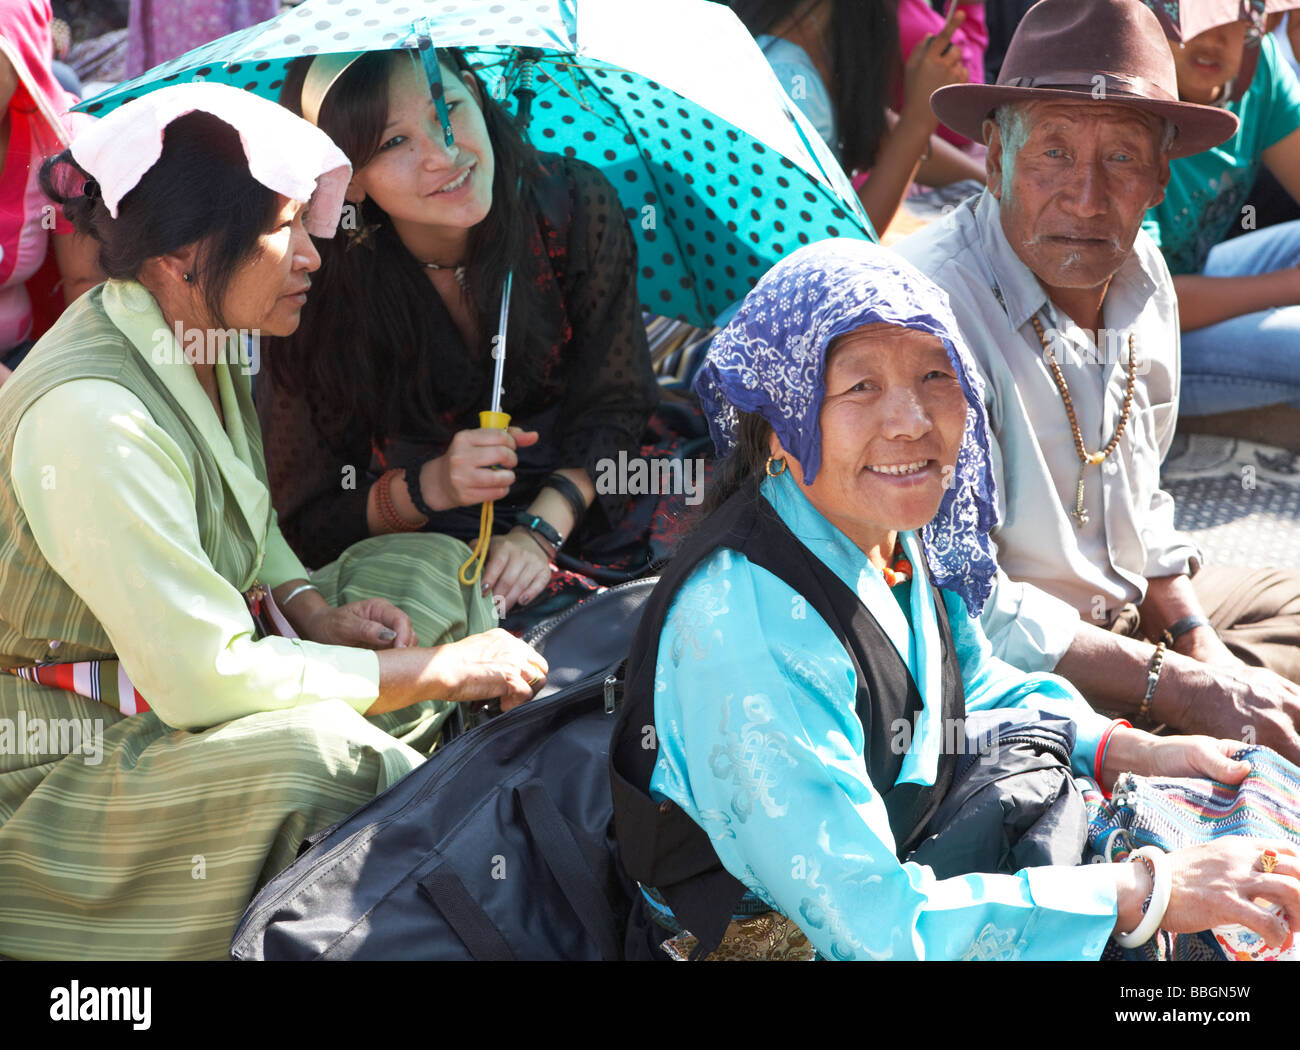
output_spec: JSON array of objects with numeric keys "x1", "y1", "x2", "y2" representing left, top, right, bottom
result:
[{"x1": 0, "y1": 533, "x2": 495, "y2": 960}]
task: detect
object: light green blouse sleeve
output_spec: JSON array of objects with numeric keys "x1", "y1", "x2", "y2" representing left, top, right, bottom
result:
[
  {"x1": 11, "y1": 378, "x2": 380, "y2": 730},
  {"x1": 262, "y1": 515, "x2": 310, "y2": 588}
]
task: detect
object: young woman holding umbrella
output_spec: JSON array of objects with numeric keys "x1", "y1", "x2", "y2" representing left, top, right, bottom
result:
[{"x1": 267, "y1": 48, "x2": 660, "y2": 624}]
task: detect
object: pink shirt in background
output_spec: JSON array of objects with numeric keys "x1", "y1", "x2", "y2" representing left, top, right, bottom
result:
[
  {"x1": 0, "y1": 109, "x2": 72, "y2": 351},
  {"x1": 895, "y1": 0, "x2": 988, "y2": 148}
]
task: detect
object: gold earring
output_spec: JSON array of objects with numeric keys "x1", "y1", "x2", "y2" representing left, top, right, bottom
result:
[{"x1": 765, "y1": 455, "x2": 787, "y2": 477}]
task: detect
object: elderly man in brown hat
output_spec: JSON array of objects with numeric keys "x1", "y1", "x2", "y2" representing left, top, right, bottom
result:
[{"x1": 896, "y1": 0, "x2": 1300, "y2": 761}]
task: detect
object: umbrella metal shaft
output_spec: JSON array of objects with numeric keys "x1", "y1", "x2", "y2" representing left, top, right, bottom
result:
[{"x1": 491, "y1": 271, "x2": 513, "y2": 415}]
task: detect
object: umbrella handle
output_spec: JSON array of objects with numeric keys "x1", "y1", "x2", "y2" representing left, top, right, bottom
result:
[{"x1": 457, "y1": 410, "x2": 513, "y2": 589}]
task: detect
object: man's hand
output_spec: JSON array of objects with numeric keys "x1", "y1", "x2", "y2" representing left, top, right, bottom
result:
[{"x1": 1162, "y1": 656, "x2": 1300, "y2": 765}]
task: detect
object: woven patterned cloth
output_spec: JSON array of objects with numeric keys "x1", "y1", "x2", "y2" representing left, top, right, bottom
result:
[
  {"x1": 1083, "y1": 747, "x2": 1300, "y2": 961},
  {"x1": 1101, "y1": 746, "x2": 1300, "y2": 852}
]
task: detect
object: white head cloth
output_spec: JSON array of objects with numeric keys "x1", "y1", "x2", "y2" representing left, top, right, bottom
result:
[{"x1": 68, "y1": 82, "x2": 352, "y2": 238}]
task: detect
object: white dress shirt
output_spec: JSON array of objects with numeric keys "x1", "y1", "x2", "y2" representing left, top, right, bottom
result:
[{"x1": 895, "y1": 189, "x2": 1202, "y2": 673}]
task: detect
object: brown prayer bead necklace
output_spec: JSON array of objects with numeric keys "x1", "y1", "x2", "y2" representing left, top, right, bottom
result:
[{"x1": 1028, "y1": 313, "x2": 1138, "y2": 528}]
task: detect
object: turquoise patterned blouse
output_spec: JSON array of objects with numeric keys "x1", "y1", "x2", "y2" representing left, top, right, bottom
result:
[{"x1": 649, "y1": 470, "x2": 1123, "y2": 960}]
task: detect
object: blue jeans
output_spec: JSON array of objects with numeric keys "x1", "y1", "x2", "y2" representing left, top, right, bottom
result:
[{"x1": 1179, "y1": 219, "x2": 1300, "y2": 415}]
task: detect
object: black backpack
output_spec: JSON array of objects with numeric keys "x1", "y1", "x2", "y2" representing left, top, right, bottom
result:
[{"x1": 229, "y1": 580, "x2": 656, "y2": 961}]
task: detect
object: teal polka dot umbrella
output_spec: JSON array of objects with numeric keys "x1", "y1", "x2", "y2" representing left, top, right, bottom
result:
[{"x1": 74, "y1": 0, "x2": 872, "y2": 326}]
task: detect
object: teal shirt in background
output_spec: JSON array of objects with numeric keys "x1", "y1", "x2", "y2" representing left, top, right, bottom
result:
[
  {"x1": 1143, "y1": 35, "x2": 1300, "y2": 276},
  {"x1": 648, "y1": 469, "x2": 1120, "y2": 960},
  {"x1": 755, "y1": 34, "x2": 839, "y2": 160}
]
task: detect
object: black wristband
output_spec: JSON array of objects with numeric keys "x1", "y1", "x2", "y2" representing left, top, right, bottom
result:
[
  {"x1": 544, "y1": 472, "x2": 588, "y2": 526},
  {"x1": 515, "y1": 511, "x2": 563, "y2": 550},
  {"x1": 1161, "y1": 614, "x2": 1213, "y2": 649},
  {"x1": 403, "y1": 463, "x2": 438, "y2": 521}
]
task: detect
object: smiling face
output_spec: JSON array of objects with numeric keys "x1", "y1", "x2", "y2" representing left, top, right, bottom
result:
[
  {"x1": 345, "y1": 56, "x2": 495, "y2": 251},
  {"x1": 214, "y1": 195, "x2": 320, "y2": 336},
  {"x1": 1171, "y1": 21, "x2": 1248, "y2": 104},
  {"x1": 773, "y1": 324, "x2": 968, "y2": 555},
  {"x1": 988, "y1": 100, "x2": 1169, "y2": 302}
]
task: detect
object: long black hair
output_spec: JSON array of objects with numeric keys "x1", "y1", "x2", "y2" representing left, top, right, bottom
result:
[
  {"x1": 272, "y1": 48, "x2": 552, "y2": 444},
  {"x1": 40, "y1": 111, "x2": 280, "y2": 329},
  {"x1": 729, "y1": 0, "x2": 898, "y2": 172}
]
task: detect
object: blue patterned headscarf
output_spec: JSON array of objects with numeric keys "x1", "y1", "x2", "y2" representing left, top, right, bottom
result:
[{"x1": 695, "y1": 238, "x2": 999, "y2": 617}]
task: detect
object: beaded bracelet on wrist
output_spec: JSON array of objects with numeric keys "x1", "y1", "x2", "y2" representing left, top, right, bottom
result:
[
  {"x1": 376, "y1": 468, "x2": 424, "y2": 533},
  {"x1": 1138, "y1": 641, "x2": 1166, "y2": 726}
]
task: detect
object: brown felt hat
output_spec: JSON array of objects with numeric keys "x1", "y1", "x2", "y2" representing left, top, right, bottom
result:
[{"x1": 930, "y1": 0, "x2": 1239, "y2": 158}]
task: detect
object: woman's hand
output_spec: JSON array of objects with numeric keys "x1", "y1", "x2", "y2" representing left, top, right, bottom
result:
[
  {"x1": 419, "y1": 426, "x2": 540, "y2": 511},
  {"x1": 1101, "y1": 726, "x2": 1253, "y2": 790},
  {"x1": 1159, "y1": 840, "x2": 1300, "y2": 946},
  {"x1": 900, "y1": 3, "x2": 970, "y2": 131},
  {"x1": 482, "y1": 527, "x2": 553, "y2": 614},
  {"x1": 299, "y1": 597, "x2": 417, "y2": 650},
  {"x1": 425, "y1": 628, "x2": 548, "y2": 711}
]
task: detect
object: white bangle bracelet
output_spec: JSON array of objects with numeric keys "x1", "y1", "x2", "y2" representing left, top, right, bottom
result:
[
  {"x1": 1115, "y1": 845, "x2": 1172, "y2": 948},
  {"x1": 280, "y1": 583, "x2": 319, "y2": 607}
]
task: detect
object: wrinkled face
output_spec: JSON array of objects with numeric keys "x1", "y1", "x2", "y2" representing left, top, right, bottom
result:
[
  {"x1": 216, "y1": 195, "x2": 320, "y2": 336},
  {"x1": 775, "y1": 324, "x2": 969, "y2": 547},
  {"x1": 346, "y1": 57, "x2": 495, "y2": 235},
  {"x1": 1171, "y1": 21, "x2": 1249, "y2": 104},
  {"x1": 988, "y1": 101, "x2": 1169, "y2": 297}
]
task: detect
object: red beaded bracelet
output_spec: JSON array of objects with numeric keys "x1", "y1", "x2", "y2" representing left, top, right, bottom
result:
[{"x1": 375, "y1": 468, "x2": 425, "y2": 533}]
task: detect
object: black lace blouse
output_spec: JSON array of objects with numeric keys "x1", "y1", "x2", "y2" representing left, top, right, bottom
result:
[{"x1": 262, "y1": 155, "x2": 658, "y2": 568}]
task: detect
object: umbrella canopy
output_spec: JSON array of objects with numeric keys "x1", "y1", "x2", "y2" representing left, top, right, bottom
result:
[{"x1": 74, "y1": 0, "x2": 871, "y2": 325}]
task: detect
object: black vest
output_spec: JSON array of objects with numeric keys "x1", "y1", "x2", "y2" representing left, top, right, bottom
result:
[{"x1": 610, "y1": 480, "x2": 966, "y2": 956}]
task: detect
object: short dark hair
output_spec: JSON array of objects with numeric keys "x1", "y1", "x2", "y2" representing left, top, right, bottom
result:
[{"x1": 41, "y1": 111, "x2": 281, "y2": 328}]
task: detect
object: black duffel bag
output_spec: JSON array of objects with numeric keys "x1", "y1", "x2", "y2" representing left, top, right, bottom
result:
[
  {"x1": 229, "y1": 579, "x2": 656, "y2": 961},
  {"x1": 906, "y1": 708, "x2": 1089, "y2": 878}
]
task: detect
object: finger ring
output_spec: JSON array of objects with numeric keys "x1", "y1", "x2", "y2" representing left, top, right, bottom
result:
[{"x1": 1260, "y1": 848, "x2": 1279, "y2": 874}]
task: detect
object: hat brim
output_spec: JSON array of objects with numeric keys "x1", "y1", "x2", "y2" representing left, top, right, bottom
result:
[{"x1": 931, "y1": 83, "x2": 1239, "y2": 159}]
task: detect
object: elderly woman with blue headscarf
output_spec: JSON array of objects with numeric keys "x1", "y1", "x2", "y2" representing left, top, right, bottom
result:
[{"x1": 611, "y1": 239, "x2": 1300, "y2": 962}]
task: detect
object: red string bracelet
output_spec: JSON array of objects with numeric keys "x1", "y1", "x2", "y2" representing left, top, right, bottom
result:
[{"x1": 1094, "y1": 718, "x2": 1132, "y2": 800}]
